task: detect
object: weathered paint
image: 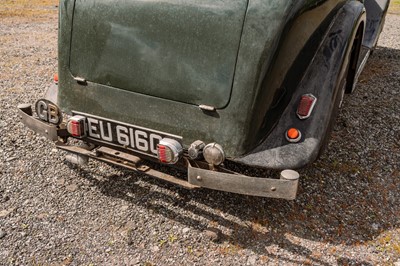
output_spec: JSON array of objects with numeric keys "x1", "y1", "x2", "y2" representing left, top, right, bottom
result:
[
  {"x1": 57, "y1": 0, "x2": 388, "y2": 160},
  {"x1": 69, "y1": 0, "x2": 248, "y2": 108}
]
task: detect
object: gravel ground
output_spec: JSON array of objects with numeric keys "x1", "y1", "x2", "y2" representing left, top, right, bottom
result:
[{"x1": 1, "y1": 5, "x2": 399, "y2": 266}]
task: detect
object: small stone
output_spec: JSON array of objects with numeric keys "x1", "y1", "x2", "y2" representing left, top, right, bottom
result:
[
  {"x1": 182, "y1": 227, "x2": 190, "y2": 234},
  {"x1": 126, "y1": 238, "x2": 134, "y2": 246},
  {"x1": 394, "y1": 261, "x2": 400, "y2": 266},
  {"x1": 56, "y1": 178, "x2": 65, "y2": 186},
  {"x1": 66, "y1": 184, "x2": 78, "y2": 192},
  {"x1": 371, "y1": 223, "x2": 380, "y2": 231},
  {"x1": 0, "y1": 208, "x2": 14, "y2": 218},
  {"x1": 0, "y1": 230, "x2": 6, "y2": 239},
  {"x1": 121, "y1": 205, "x2": 129, "y2": 212},
  {"x1": 1, "y1": 195, "x2": 10, "y2": 203},
  {"x1": 37, "y1": 213, "x2": 47, "y2": 219},
  {"x1": 128, "y1": 258, "x2": 140, "y2": 265},
  {"x1": 247, "y1": 255, "x2": 257, "y2": 265},
  {"x1": 5, "y1": 157, "x2": 17, "y2": 162},
  {"x1": 204, "y1": 227, "x2": 222, "y2": 242},
  {"x1": 151, "y1": 245, "x2": 160, "y2": 252},
  {"x1": 194, "y1": 251, "x2": 204, "y2": 257}
]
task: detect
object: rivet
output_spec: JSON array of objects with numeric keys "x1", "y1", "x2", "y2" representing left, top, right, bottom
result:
[
  {"x1": 196, "y1": 176, "x2": 202, "y2": 181},
  {"x1": 271, "y1": 187, "x2": 277, "y2": 192}
]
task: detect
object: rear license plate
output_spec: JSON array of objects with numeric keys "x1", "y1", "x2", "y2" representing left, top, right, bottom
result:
[{"x1": 72, "y1": 111, "x2": 182, "y2": 158}]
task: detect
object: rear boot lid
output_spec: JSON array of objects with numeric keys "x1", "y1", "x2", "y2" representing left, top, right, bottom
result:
[{"x1": 69, "y1": 0, "x2": 248, "y2": 108}]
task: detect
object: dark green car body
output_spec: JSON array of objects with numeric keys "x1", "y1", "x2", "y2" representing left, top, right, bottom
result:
[
  {"x1": 17, "y1": 0, "x2": 391, "y2": 198},
  {"x1": 56, "y1": 0, "x2": 389, "y2": 169}
]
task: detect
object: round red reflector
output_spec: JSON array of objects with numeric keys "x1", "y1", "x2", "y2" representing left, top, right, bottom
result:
[{"x1": 54, "y1": 74, "x2": 59, "y2": 83}]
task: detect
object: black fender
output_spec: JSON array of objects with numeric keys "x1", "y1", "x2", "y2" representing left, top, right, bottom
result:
[
  {"x1": 363, "y1": 0, "x2": 391, "y2": 49},
  {"x1": 234, "y1": 1, "x2": 366, "y2": 169}
]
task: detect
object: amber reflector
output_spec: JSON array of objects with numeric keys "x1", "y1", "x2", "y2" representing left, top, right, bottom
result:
[{"x1": 287, "y1": 128, "x2": 300, "y2": 139}]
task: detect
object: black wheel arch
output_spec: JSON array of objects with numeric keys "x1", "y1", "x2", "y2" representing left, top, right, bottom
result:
[{"x1": 234, "y1": 1, "x2": 368, "y2": 169}]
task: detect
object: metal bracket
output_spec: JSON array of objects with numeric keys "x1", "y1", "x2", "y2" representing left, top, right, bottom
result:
[
  {"x1": 56, "y1": 143, "x2": 199, "y2": 190},
  {"x1": 188, "y1": 162, "x2": 299, "y2": 199},
  {"x1": 18, "y1": 104, "x2": 59, "y2": 141}
]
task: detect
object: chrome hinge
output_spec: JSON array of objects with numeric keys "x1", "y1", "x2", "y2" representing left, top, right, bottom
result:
[
  {"x1": 74, "y1": 77, "x2": 87, "y2": 84},
  {"x1": 199, "y1": 105, "x2": 216, "y2": 112}
]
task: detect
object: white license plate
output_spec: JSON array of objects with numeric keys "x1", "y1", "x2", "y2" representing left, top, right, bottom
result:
[{"x1": 73, "y1": 111, "x2": 182, "y2": 158}]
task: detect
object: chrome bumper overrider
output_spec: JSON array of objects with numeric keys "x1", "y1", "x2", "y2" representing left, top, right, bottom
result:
[{"x1": 18, "y1": 104, "x2": 299, "y2": 199}]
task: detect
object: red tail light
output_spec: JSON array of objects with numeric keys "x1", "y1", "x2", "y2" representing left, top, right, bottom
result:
[
  {"x1": 54, "y1": 74, "x2": 59, "y2": 84},
  {"x1": 67, "y1": 116, "x2": 87, "y2": 138},
  {"x1": 157, "y1": 145, "x2": 170, "y2": 163},
  {"x1": 157, "y1": 138, "x2": 183, "y2": 164},
  {"x1": 297, "y1": 94, "x2": 317, "y2": 119}
]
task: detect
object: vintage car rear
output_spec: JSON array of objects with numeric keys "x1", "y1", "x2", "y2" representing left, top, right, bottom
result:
[{"x1": 18, "y1": 0, "x2": 390, "y2": 199}]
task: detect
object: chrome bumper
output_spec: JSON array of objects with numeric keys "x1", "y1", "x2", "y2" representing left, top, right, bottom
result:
[{"x1": 18, "y1": 104, "x2": 300, "y2": 199}]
